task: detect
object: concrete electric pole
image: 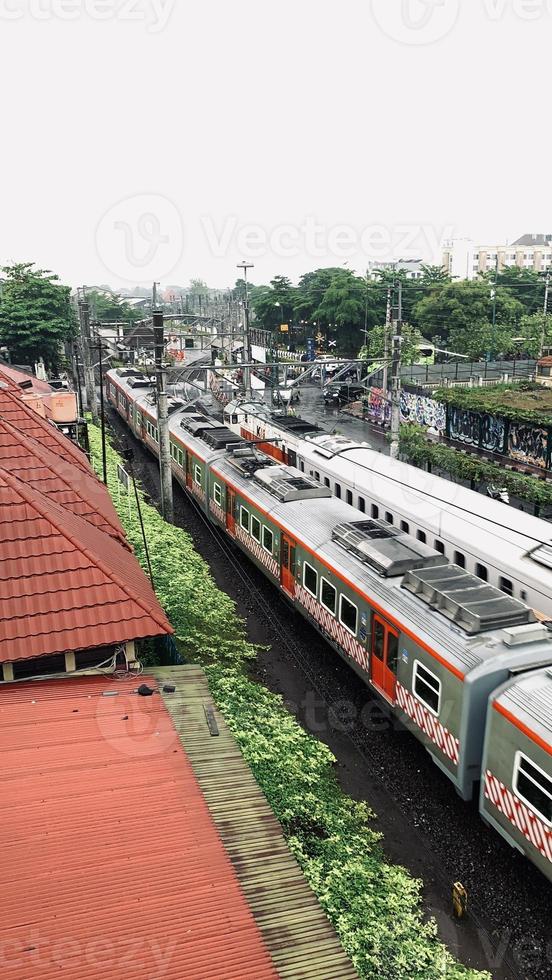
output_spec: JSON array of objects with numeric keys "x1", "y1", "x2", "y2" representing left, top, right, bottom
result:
[
  {"x1": 78, "y1": 291, "x2": 99, "y2": 423},
  {"x1": 389, "y1": 281, "x2": 403, "y2": 460},
  {"x1": 153, "y1": 311, "x2": 174, "y2": 523}
]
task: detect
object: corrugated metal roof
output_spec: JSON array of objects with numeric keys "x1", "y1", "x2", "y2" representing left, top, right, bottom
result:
[
  {"x1": 0, "y1": 467, "x2": 172, "y2": 662},
  {"x1": 0, "y1": 416, "x2": 126, "y2": 544},
  {"x1": 0, "y1": 675, "x2": 278, "y2": 980}
]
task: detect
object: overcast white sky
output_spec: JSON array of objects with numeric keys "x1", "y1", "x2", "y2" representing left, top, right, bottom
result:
[{"x1": 1, "y1": 0, "x2": 549, "y2": 291}]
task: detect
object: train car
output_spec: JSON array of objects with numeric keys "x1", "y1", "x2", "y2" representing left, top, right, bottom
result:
[
  {"x1": 222, "y1": 399, "x2": 552, "y2": 617},
  {"x1": 107, "y1": 367, "x2": 552, "y2": 881},
  {"x1": 481, "y1": 668, "x2": 552, "y2": 877}
]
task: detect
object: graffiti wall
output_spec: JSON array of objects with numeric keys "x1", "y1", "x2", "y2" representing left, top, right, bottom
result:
[
  {"x1": 400, "y1": 390, "x2": 446, "y2": 433},
  {"x1": 365, "y1": 388, "x2": 391, "y2": 425},
  {"x1": 480, "y1": 413, "x2": 505, "y2": 454},
  {"x1": 449, "y1": 407, "x2": 481, "y2": 448},
  {"x1": 508, "y1": 422, "x2": 549, "y2": 470}
]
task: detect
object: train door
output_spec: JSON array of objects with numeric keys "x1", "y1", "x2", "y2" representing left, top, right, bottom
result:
[
  {"x1": 186, "y1": 453, "x2": 193, "y2": 489},
  {"x1": 287, "y1": 448, "x2": 296, "y2": 467},
  {"x1": 280, "y1": 534, "x2": 296, "y2": 596},
  {"x1": 371, "y1": 616, "x2": 399, "y2": 703},
  {"x1": 226, "y1": 488, "x2": 236, "y2": 534}
]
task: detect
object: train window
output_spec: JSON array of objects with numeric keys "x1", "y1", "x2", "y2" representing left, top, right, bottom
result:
[
  {"x1": 213, "y1": 483, "x2": 222, "y2": 507},
  {"x1": 371, "y1": 504, "x2": 379, "y2": 519},
  {"x1": 335, "y1": 483, "x2": 342, "y2": 499},
  {"x1": 300, "y1": 461, "x2": 305, "y2": 472},
  {"x1": 476, "y1": 563, "x2": 488, "y2": 582},
  {"x1": 178, "y1": 449, "x2": 184, "y2": 467},
  {"x1": 194, "y1": 464, "x2": 202, "y2": 485},
  {"x1": 315, "y1": 471, "x2": 320, "y2": 482},
  {"x1": 262, "y1": 526, "x2": 273, "y2": 554},
  {"x1": 320, "y1": 578, "x2": 336, "y2": 615},
  {"x1": 454, "y1": 551, "x2": 466, "y2": 569},
  {"x1": 324, "y1": 477, "x2": 330, "y2": 488},
  {"x1": 413, "y1": 661, "x2": 441, "y2": 716},
  {"x1": 303, "y1": 562, "x2": 318, "y2": 597},
  {"x1": 434, "y1": 540, "x2": 445, "y2": 555},
  {"x1": 385, "y1": 512, "x2": 394, "y2": 525},
  {"x1": 240, "y1": 507, "x2": 249, "y2": 532},
  {"x1": 339, "y1": 595, "x2": 358, "y2": 635},
  {"x1": 346, "y1": 490, "x2": 353, "y2": 506},
  {"x1": 417, "y1": 530, "x2": 427, "y2": 544},
  {"x1": 400, "y1": 520, "x2": 410, "y2": 534},
  {"x1": 231, "y1": 414, "x2": 238, "y2": 424},
  {"x1": 514, "y1": 752, "x2": 552, "y2": 825},
  {"x1": 521, "y1": 590, "x2": 528, "y2": 601},
  {"x1": 500, "y1": 576, "x2": 514, "y2": 597},
  {"x1": 358, "y1": 496, "x2": 366, "y2": 513},
  {"x1": 251, "y1": 516, "x2": 261, "y2": 542}
]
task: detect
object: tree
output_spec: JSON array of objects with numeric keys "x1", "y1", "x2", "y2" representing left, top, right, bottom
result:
[
  {"x1": 512, "y1": 312, "x2": 552, "y2": 358},
  {"x1": 413, "y1": 279, "x2": 524, "y2": 358},
  {"x1": 0, "y1": 263, "x2": 75, "y2": 372},
  {"x1": 360, "y1": 322, "x2": 425, "y2": 366},
  {"x1": 250, "y1": 276, "x2": 296, "y2": 331},
  {"x1": 313, "y1": 269, "x2": 368, "y2": 354},
  {"x1": 86, "y1": 289, "x2": 142, "y2": 325},
  {"x1": 493, "y1": 267, "x2": 546, "y2": 318}
]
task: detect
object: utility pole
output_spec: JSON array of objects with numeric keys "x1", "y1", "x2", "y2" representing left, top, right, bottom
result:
[
  {"x1": 153, "y1": 311, "x2": 174, "y2": 523},
  {"x1": 89, "y1": 334, "x2": 108, "y2": 484},
  {"x1": 540, "y1": 269, "x2": 551, "y2": 359},
  {"x1": 490, "y1": 254, "x2": 499, "y2": 361},
  {"x1": 382, "y1": 286, "x2": 392, "y2": 396},
  {"x1": 78, "y1": 290, "x2": 98, "y2": 423},
  {"x1": 152, "y1": 281, "x2": 159, "y2": 312},
  {"x1": 237, "y1": 260, "x2": 254, "y2": 399},
  {"x1": 389, "y1": 281, "x2": 403, "y2": 460}
]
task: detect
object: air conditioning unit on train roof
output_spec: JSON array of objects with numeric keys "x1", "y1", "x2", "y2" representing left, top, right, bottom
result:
[
  {"x1": 332, "y1": 519, "x2": 447, "y2": 578},
  {"x1": 254, "y1": 466, "x2": 332, "y2": 502}
]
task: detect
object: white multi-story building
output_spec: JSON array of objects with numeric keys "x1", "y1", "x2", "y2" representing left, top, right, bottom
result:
[
  {"x1": 367, "y1": 259, "x2": 425, "y2": 280},
  {"x1": 442, "y1": 234, "x2": 552, "y2": 280}
]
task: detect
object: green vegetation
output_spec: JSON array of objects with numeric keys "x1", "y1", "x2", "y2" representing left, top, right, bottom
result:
[
  {"x1": 433, "y1": 381, "x2": 552, "y2": 426},
  {"x1": 399, "y1": 424, "x2": 552, "y2": 508},
  {"x1": 88, "y1": 424, "x2": 489, "y2": 980},
  {"x1": 85, "y1": 289, "x2": 144, "y2": 326},
  {"x1": 0, "y1": 262, "x2": 75, "y2": 371},
  {"x1": 245, "y1": 264, "x2": 551, "y2": 360}
]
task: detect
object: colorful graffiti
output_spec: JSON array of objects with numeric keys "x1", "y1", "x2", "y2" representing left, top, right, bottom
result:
[
  {"x1": 508, "y1": 422, "x2": 549, "y2": 470},
  {"x1": 400, "y1": 391, "x2": 446, "y2": 433},
  {"x1": 365, "y1": 388, "x2": 391, "y2": 425}
]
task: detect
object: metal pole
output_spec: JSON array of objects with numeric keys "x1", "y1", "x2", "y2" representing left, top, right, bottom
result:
[
  {"x1": 97, "y1": 339, "x2": 107, "y2": 484},
  {"x1": 237, "y1": 261, "x2": 254, "y2": 399},
  {"x1": 153, "y1": 311, "x2": 174, "y2": 523},
  {"x1": 382, "y1": 286, "x2": 391, "y2": 395},
  {"x1": 539, "y1": 269, "x2": 550, "y2": 359},
  {"x1": 389, "y1": 282, "x2": 402, "y2": 460}
]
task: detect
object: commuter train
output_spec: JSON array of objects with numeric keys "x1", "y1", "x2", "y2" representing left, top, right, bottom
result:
[
  {"x1": 222, "y1": 398, "x2": 552, "y2": 618},
  {"x1": 107, "y1": 368, "x2": 552, "y2": 883}
]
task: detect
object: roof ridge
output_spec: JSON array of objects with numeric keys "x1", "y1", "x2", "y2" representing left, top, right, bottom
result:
[
  {"x1": 0, "y1": 467, "x2": 172, "y2": 636},
  {"x1": 0, "y1": 416, "x2": 126, "y2": 542}
]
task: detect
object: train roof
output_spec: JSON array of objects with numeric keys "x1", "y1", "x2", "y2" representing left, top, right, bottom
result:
[
  {"x1": 210, "y1": 450, "x2": 552, "y2": 679},
  {"x1": 493, "y1": 667, "x2": 552, "y2": 747}
]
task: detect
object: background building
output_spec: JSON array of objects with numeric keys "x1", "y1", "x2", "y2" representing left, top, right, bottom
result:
[{"x1": 442, "y1": 234, "x2": 552, "y2": 279}]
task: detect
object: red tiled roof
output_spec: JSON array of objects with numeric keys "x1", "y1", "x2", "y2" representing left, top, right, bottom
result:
[
  {"x1": 0, "y1": 417, "x2": 126, "y2": 544},
  {"x1": 0, "y1": 386, "x2": 89, "y2": 472},
  {"x1": 0, "y1": 467, "x2": 172, "y2": 662},
  {"x1": 0, "y1": 362, "x2": 52, "y2": 393},
  {"x1": 0, "y1": 676, "x2": 278, "y2": 980}
]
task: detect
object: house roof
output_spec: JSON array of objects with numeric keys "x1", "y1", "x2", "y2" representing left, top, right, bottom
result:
[
  {"x1": 0, "y1": 362, "x2": 52, "y2": 393},
  {"x1": 0, "y1": 416, "x2": 126, "y2": 544},
  {"x1": 0, "y1": 675, "x2": 278, "y2": 980},
  {"x1": 0, "y1": 386, "x2": 89, "y2": 472},
  {"x1": 510, "y1": 233, "x2": 552, "y2": 247},
  {"x1": 538, "y1": 356, "x2": 552, "y2": 367},
  {"x1": 0, "y1": 467, "x2": 172, "y2": 662}
]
